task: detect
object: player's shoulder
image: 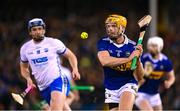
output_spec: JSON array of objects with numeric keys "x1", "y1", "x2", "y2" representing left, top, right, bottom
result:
[
  {"x1": 21, "y1": 39, "x2": 33, "y2": 50},
  {"x1": 98, "y1": 36, "x2": 110, "y2": 42},
  {"x1": 141, "y1": 53, "x2": 150, "y2": 59},
  {"x1": 126, "y1": 35, "x2": 136, "y2": 46},
  {"x1": 142, "y1": 53, "x2": 170, "y2": 62},
  {"x1": 160, "y1": 53, "x2": 170, "y2": 61},
  {"x1": 46, "y1": 37, "x2": 63, "y2": 45},
  {"x1": 45, "y1": 37, "x2": 59, "y2": 42},
  {"x1": 97, "y1": 36, "x2": 111, "y2": 44},
  {"x1": 127, "y1": 39, "x2": 136, "y2": 45}
]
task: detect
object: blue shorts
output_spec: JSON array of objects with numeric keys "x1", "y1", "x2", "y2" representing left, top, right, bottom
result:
[{"x1": 40, "y1": 76, "x2": 70, "y2": 104}]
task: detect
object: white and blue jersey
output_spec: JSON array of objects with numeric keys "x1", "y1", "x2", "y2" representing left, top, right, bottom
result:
[
  {"x1": 139, "y1": 53, "x2": 173, "y2": 94},
  {"x1": 97, "y1": 35, "x2": 138, "y2": 90},
  {"x1": 20, "y1": 37, "x2": 69, "y2": 91}
]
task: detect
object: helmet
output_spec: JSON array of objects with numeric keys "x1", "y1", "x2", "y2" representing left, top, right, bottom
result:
[
  {"x1": 147, "y1": 36, "x2": 164, "y2": 52},
  {"x1": 105, "y1": 14, "x2": 127, "y2": 28},
  {"x1": 28, "y1": 18, "x2": 45, "y2": 30}
]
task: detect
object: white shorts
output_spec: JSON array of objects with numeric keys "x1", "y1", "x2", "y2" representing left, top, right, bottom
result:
[
  {"x1": 135, "y1": 92, "x2": 162, "y2": 107},
  {"x1": 105, "y1": 83, "x2": 138, "y2": 103}
]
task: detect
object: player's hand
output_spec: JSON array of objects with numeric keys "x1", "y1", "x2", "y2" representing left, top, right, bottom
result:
[
  {"x1": 129, "y1": 50, "x2": 141, "y2": 60},
  {"x1": 26, "y1": 77, "x2": 36, "y2": 88},
  {"x1": 164, "y1": 80, "x2": 173, "y2": 89},
  {"x1": 72, "y1": 69, "x2": 81, "y2": 80},
  {"x1": 136, "y1": 44, "x2": 143, "y2": 55},
  {"x1": 129, "y1": 45, "x2": 143, "y2": 60}
]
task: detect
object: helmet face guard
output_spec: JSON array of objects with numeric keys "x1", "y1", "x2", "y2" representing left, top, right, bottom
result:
[{"x1": 28, "y1": 18, "x2": 45, "y2": 30}]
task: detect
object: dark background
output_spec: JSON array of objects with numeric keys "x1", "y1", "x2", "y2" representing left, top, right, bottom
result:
[{"x1": 0, "y1": 0, "x2": 180, "y2": 110}]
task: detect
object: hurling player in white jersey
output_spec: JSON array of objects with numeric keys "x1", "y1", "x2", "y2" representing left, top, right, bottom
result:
[
  {"x1": 20, "y1": 18, "x2": 80, "y2": 110},
  {"x1": 97, "y1": 14, "x2": 144, "y2": 110},
  {"x1": 40, "y1": 61, "x2": 80, "y2": 111},
  {"x1": 135, "y1": 36, "x2": 175, "y2": 111}
]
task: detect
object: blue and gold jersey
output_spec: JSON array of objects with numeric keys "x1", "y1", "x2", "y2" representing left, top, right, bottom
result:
[
  {"x1": 139, "y1": 53, "x2": 173, "y2": 94},
  {"x1": 97, "y1": 35, "x2": 137, "y2": 90}
]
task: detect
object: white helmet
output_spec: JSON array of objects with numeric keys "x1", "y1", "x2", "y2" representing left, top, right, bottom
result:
[{"x1": 147, "y1": 36, "x2": 164, "y2": 52}]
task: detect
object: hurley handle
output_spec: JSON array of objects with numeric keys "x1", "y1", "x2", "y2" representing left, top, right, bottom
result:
[
  {"x1": 25, "y1": 86, "x2": 32, "y2": 93},
  {"x1": 130, "y1": 33, "x2": 144, "y2": 70},
  {"x1": 21, "y1": 86, "x2": 33, "y2": 97},
  {"x1": 70, "y1": 86, "x2": 94, "y2": 91},
  {"x1": 131, "y1": 15, "x2": 152, "y2": 70}
]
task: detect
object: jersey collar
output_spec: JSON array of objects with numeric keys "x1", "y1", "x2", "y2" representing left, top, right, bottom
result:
[
  {"x1": 108, "y1": 34, "x2": 129, "y2": 48},
  {"x1": 148, "y1": 53, "x2": 163, "y2": 62}
]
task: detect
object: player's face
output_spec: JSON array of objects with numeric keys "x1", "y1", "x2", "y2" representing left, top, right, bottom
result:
[
  {"x1": 148, "y1": 44, "x2": 159, "y2": 55},
  {"x1": 106, "y1": 22, "x2": 120, "y2": 39},
  {"x1": 29, "y1": 26, "x2": 45, "y2": 41}
]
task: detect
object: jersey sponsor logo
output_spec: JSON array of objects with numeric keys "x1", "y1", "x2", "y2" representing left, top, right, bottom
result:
[
  {"x1": 110, "y1": 61, "x2": 131, "y2": 71},
  {"x1": 31, "y1": 57, "x2": 48, "y2": 64},
  {"x1": 144, "y1": 61, "x2": 164, "y2": 79},
  {"x1": 148, "y1": 71, "x2": 164, "y2": 79}
]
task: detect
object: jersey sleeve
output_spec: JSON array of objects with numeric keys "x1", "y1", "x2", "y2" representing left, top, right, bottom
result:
[
  {"x1": 53, "y1": 39, "x2": 67, "y2": 55},
  {"x1": 97, "y1": 39, "x2": 108, "y2": 51},
  {"x1": 20, "y1": 45, "x2": 28, "y2": 63},
  {"x1": 164, "y1": 59, "x2": 173, "y2": 72}
]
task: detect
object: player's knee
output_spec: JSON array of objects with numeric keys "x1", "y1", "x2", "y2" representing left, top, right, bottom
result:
[{"x1": 51, "y1": 91, "x2": 65, "y2": 103}]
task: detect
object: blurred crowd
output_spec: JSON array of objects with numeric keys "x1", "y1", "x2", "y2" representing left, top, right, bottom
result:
[{"x1": 0, "y1": 0, "x2": 180, "y2": 110}]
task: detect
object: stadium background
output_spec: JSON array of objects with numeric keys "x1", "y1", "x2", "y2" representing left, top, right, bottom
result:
[{"x1": 0, "y1": 0, "x2": 180, "y2": 110}]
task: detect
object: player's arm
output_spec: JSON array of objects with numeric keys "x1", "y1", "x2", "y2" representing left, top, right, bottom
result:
[
  {"x1": 97, "y1": 51, "x2": 130, "y2": 66},
  {"x1": 62, "y1": 48, "x2": 80, "y2": 80},
  {"x1": 20, "y1": 62, "x2": 36, "y2": 87},
  {"x1": 164, "y1": 70, "x2": 175, "y2": 89},
  {"x1": 97, "y1": 49, "x2": 141, "y2": 67}
]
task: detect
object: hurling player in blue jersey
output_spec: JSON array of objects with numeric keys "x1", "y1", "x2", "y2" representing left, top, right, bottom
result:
[
  {"x1": 97, "y1": 14, "x2": 144, "y2": 110},
  {"x1": 135, "y1": 36, "x2": 175, "y2": 111}
]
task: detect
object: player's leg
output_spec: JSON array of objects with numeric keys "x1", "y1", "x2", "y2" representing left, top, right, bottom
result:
[
  {"x1": 153, "y1": 105, "x2": 162, "y2": 111},
  {"x1": 136, "y1": 99, "x2": 153, "y2": 110},
  {"x1": 50, "y1": 76, "x2": 70, "y2": 110},
  {"x1": 105, "y1": 89, "x2": 119, "y2": 110},
  {"x1": 118, "y1": 83, "x2": 138, "y2": 110},
  {"x1": 50, "y1": 91, "x2": 66, "y2": 110},
  {"x1": 64, "y1": 101, "x2": 72, "y2": 111},
  {"x1": 135, "y1": 92, "x2": 153, "y2": 111},
  {"x1": 66, "y1": 91, "x2": 75, "y2": 105},
  {"x1": 119, "y1": 91, "x2": 135, "y2": 110},
  {"x1": 150, "y1": 93, "x2": 162, "y2": 111}
]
